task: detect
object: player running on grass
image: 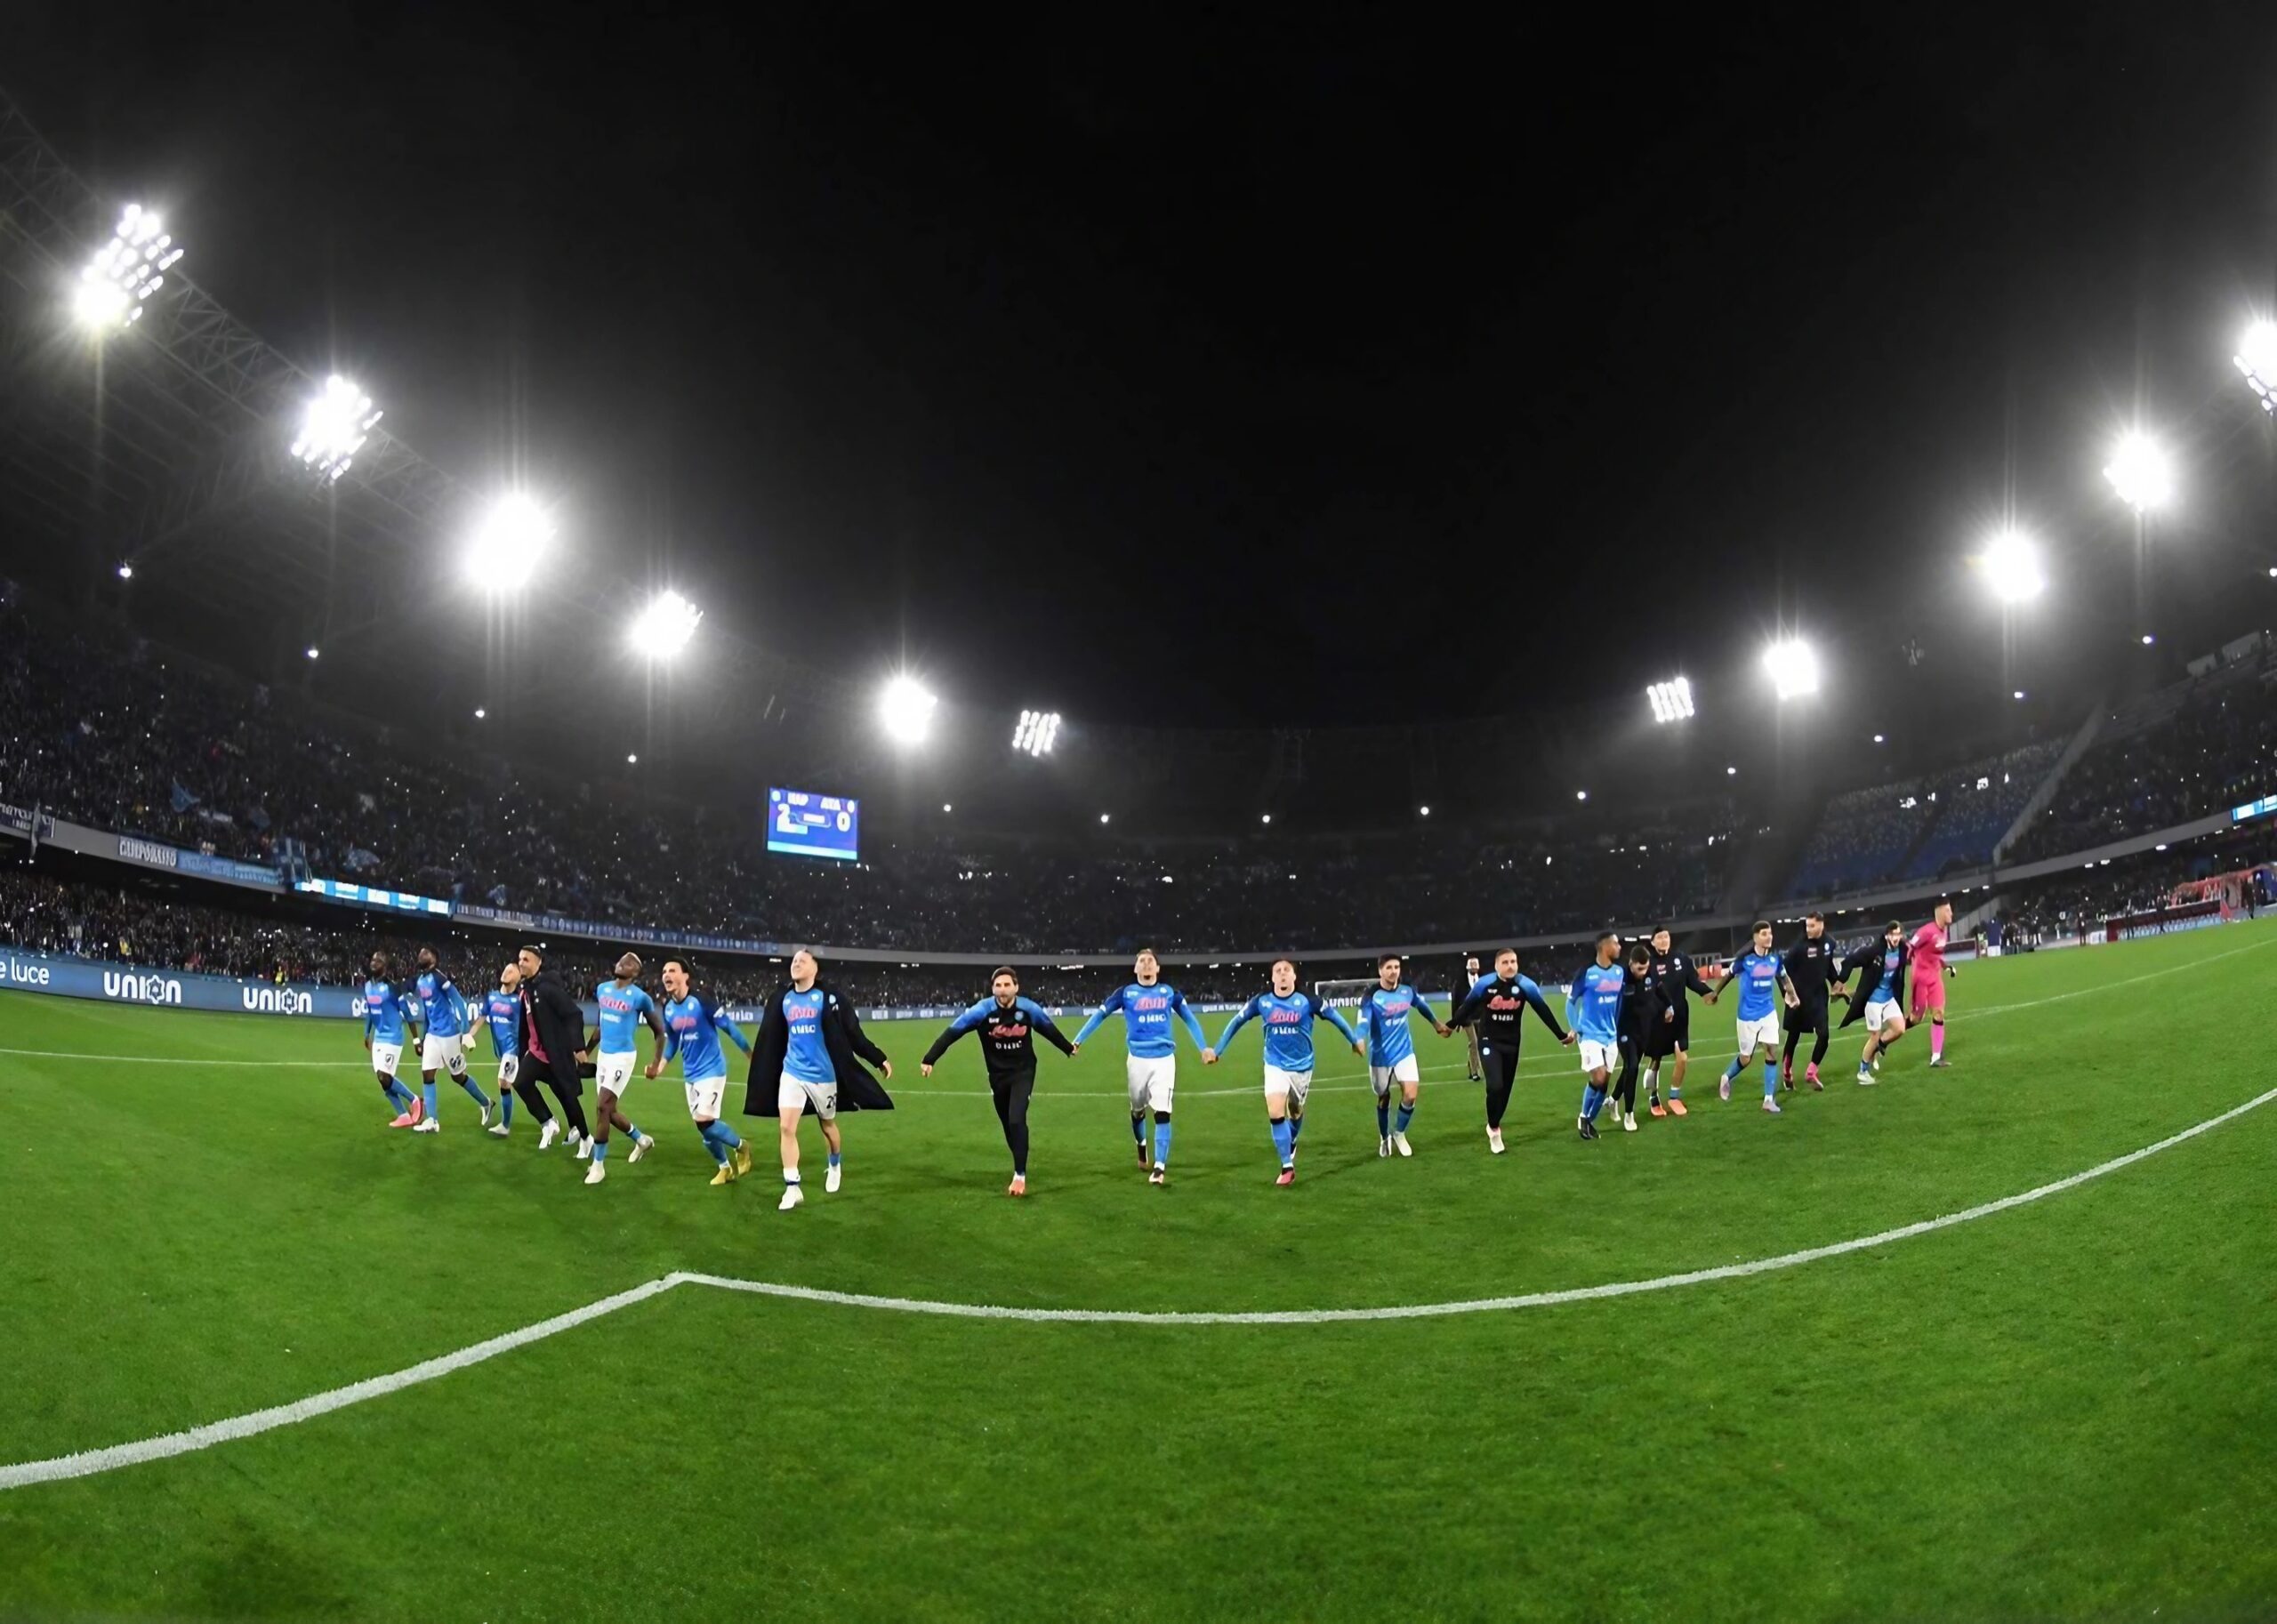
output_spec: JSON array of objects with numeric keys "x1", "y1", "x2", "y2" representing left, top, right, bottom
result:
[
  {"x1": 1911, "y1": 899, "x2": 1957, "y2": 1067},
  {"x1": 1358, "y1": 954, "x2": 1451, "y2": 1158},
  {"x1": 412, "y1": 947, "x2": 494, "y2": 1133},
  {"x1": 647, "y1": 958, "x2": 754, "y2": 1186},
  {"x1": 1444, "y1": 947, "x2": 1572, "y2": 1155},
  {"x1": 1640, "y1": 926, "x2": 1710, "y2": 1118},
  {"x1": 1610, "y1": 942, "x2": 1667, "y2": 1133},
  {"x1": 1835, "y1": 921, "x2": 1911, "y2": 1083},
  {"x1": 361, "y1": 952, "x2": 422, "y2": 1127},
  {"x1": 921, "y1": 967, "x2": 1076, "y2": 1198},
  {"x1": 1705, "y1": 921, "x2": 1800, "y2": 1114},
  {"x1": 742, "y1": 949, "x2": 895, "y2": 1211},
  {"x1": 475, "y1": 963, "x2": 540, "y2": 1138},
  {"x1": 1777, "y1": 913, "x2": 1840, "y2": 1093},
  {"x1": 581, "y1": 952, "x2": 663, "y2": 1185},
  {"x1": 1072, "y1": 948, "x2": 1215, "y2": 1186},
  {"x1": 1214, "y1": 959, "x2": 1364, "y2": 1185},
  {"x1": 1565, "y1": 930, "x2": 1625, "y2": 1141}
]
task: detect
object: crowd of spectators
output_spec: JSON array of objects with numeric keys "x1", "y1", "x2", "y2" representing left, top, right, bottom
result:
[
  {"x1": 1790, "y1": 741, "x2": 2061, "y2": 896},
  {"x1": 0, "y1": 599, "x2": 1741, "y2": 953},
  {"x1": 2013, "y1": 678, "x2": 2277, "y2": 859}
]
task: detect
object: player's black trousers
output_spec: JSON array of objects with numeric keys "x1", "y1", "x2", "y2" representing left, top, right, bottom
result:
[
  {"x1": 991, "y1": 1063, "x2": 1035, "y2": 1177},
  {"x1": 1613, "y1": 1037, "x2": 1643, "y2": 1114},
  {"x1": 517, "y1": 1056, "x2": 588, "y2": 1138},
  {"x1": 1782, "y1": 1002, "x2": 1831, "y2": 1068},
  {"x1": 1481, "y1": 1045, "x2": 1524, "y2": 1130}
]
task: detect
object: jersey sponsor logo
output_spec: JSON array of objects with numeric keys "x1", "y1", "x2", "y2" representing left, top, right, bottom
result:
[
  {"x1": 985, "y1": 1021, "x2": 1029, "y2": 1041},
  {"x1": 242, "y1": 985, "x2": 316, "y2": 1016},
  {"x1": 104, "y1": 969, "x2": 182, "y2": 1005},
  {"x1": 1130, "y1": 994, "x2": 1169, "y2": 1015}
]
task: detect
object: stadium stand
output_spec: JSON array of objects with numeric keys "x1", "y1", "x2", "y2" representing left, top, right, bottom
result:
[{"x1": 1787, "y1": 741, "x2": 2062, "y2": 896}]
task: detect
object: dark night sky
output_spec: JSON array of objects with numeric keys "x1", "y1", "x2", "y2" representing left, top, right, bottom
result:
[{"x1": 8, "y1": 4, "x2": 2277, "y2": 740}]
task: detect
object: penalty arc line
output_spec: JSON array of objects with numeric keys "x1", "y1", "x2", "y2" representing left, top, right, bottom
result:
[{"x1": 4, "y1": 1081, "x2": 2273, "y2": 1492}]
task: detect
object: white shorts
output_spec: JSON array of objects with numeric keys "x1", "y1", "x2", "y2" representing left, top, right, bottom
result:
[
  {"x1": 778, "y1": 1073, "x2": 837, "y2": 1121},
  {"x1": 1262, "y1": 1065, "x2": 1313, "y2": 1111},
  {"x1": 420, "y1": 1032, "x2": 465, "y2": 1074},
  {"x1": 1736, "y1": 1015, "x2": 1781, "y2": 1056},
  {"x1": 1577, "y1": 1040, "x2": 1620, "y2": 1074},
  {"x1": 1126, "y1": 1056, "x2": 1175, "y2": 1115},
  {"x1": 496, "y1": 1053, "x2": 520, "y2": 1087},
  {"x1": 370, "y1": 1041, "x2": 403, "y2": 1077},
  {"x1": 1865, "y1": 999, "x2": 1903, "y2": 1032},
  {"x1": 1368, "y1": 1054, "x2": 1420, "y2": 1096},
  {"x1": 594, "y1": 1050, "x2": 638, "y2": 1096},
  {"x1": 685, "y1": 1076, "x2": 727, "y2": 1122}
]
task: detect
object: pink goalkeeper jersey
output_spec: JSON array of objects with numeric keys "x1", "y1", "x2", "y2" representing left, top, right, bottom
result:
[{"x1": 1910, "y1": 921, "x2": 1948, "y2": 978}]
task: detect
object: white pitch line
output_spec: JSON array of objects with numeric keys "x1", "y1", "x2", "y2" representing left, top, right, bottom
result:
[{"x1": 4, "y1": 1080, "x2": 2273, "y2": 1492}]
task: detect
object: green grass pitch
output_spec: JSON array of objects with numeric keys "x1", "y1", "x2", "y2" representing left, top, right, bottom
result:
[{"x1": 4, "y1": 923, "x2": 2277, "y2": 1621}]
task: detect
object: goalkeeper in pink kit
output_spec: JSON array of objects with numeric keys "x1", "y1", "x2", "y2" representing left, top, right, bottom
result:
[{"x1": 1909, "y1": 899, "x2": 1957, "y2": 1068}]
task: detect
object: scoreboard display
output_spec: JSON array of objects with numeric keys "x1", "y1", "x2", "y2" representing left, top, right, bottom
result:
[{"x1": 767, "y1": 788, "x2": 859, "y2": 863}]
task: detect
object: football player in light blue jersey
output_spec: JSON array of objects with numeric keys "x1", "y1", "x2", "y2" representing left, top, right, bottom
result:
[
  {"x1": 1072, "y1": 947, "x2": 1215, "y2": 1186},
  {"x1": 1565, "y1": 930, "x2": 1628, "y2": 1141},
  {"x1": 474, "y1": 961, "x2": 538, "y2": 1139},
  {"x1": 1214, "y1": 958, "x2": 1364, "y2": 1185},
  {"x1": 580, "y1": 952, "x2": 664, "y2": 1185},
  {"x1": 647, "y1": 957, "x2": 754, "y2": 1185},
  {"x1": 1357, "y1": 955, "x2": 1449, "y2": 1159},
  {"x1": 412, "y1": 947, "x2": 494, "y2": 1134},
  {"x1": 360, "y1": 951, "x2": 422, "y2": 1127},
  {"x1": 1704, "y1": 921, "x2": 1799, "y2": 1114}
]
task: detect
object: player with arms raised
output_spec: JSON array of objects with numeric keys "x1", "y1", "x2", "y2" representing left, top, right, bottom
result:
[
  {"x1": 647, "y1": 958, "x2": 754, "y2": 1185},
  {"x1": 1445, "y1": 947, "x2": 1572, "y2": 1154},
  {"x1": 921, "y1": 967, "x2": 1076, "y2": 1197},
  {"x1": 1705, "y1": 921, "x2": 1799, "y2": 1114},
  {"x1": 1215, "y1": 959, "x2": 1364, "y2": 1185},
  {"x1": 1358, "y1": 955, "x2": 1450, "y2": 1158},
  {"x1": 1073, "y1": 948, "x2": 1214, "y2": 1186},
  {"x1": 1911, "y1": 899, "x2": 1957, "y2": 1067}
]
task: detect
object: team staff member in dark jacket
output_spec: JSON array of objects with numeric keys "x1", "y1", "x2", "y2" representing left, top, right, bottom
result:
[
  {"x1": 1778, "y1": 912, "x2": 1841, "y2": 1092},
  {"x1": 1609, "y1": 944, "x2": 1669, "y2": 1132},
  {"x1": 1445, "y1": 948, "x2": 1572, "y2": 1155},
  {"x1": 743, "y1": 949, "x2": 893, "y2": 1212},
  {"x1": 1640, "y1": 927, "x2": 1711, "y2": 1117},
  {"x1": 514, "y1": 944, "x2": 592, "y2": 1151},
  {"x1": 1835, "y1": 921, "x2": 1912, "y2": 1083},
  {"x1": 921, "y1": 967, "x2": 1075, "y2": 1198}
]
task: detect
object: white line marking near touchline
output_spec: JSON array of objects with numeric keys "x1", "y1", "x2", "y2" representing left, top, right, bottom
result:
[{"x1": 5, "y1": 1081, "x2": 2272, "y2": 1493}]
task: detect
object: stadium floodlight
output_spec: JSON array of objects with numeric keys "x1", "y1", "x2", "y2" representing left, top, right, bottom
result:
[
  {"x1": 1575, "y1": 790, "x2": 1588, "y2": 801},
  {"x1": 630, "y1": 590, "x2": 703, "y2": 658},
  {"x1": 942, "y1": 802, "x2": 953, "y2": 813},
  {"x1": 1011, "y1": 708, "x2": 1061, "y2": 757},
  {"x1": 1726, "y1": 765, "x2": 1738, "y2": 776},
  {"x1": 116, "y1": 563, "x2": 133, "y2": 580},
  {"x1": 1645, "y1": 677, "x2": 1694, "y2": 724},
  {"x1": 304, "y1": 646, "x2": 319, "y2": 660},
  {"x1": 1260, "y1": 813, "x2": 1272, "y2": 825},
  {"x1": 1098, "y1": 812, "x2": 1111, "y2": 824},
  {"x1": 1418, "y1": 805, "x2": 1431, "y2": 817},
  {"x1": 464, "y1": 493, "x2": 555, "y2": 591},
  {"x1": 2013, "y1": 689, "x2": 2026, "y2": 700},
  {"x1": 290, "y1": 375, "x2": 383, "y2": 483},
  {"x1": 2234, "y1": 321, "x2": 2277, "y2": 413},
  {"x1": 2141, "y1": 634, "x2": 2155, "y2": 646},
  {"x1": 626, "y1": 753, "x2": 638, "y2": 764},
  {"x1": 1977, "y1": 529, "x2": 2045, "y2": 605},
  {"x1": 73, "y1": 204, "x2": 181, "y2": 331},
  {"x1": 878, "y1": 675, "x2": 937, "y2": 745},
  {"x1": 1872, "y1": 733, "x2": 1886, "y2": 744},
  {"x1": 2102, "y1": 432, "x2": 2174, "y2": 512},
  {"x1": 473, "y1": 707, "x2": 487, "y2": 720},
  {"x1": 1762, "y1": 638, "x2": 1820, "y2": 700}
]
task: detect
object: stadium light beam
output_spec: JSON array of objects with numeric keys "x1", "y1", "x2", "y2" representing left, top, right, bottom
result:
[
  {"x1": 2102, "y1": 432, "x2": 2174, "y2": 512},
  {"x1": 464, "y1": 493, "x2": 555, "y2": 592},
  {"x1": 1011, "y1": 708, "x2": 1062, "y2": 757},
  {"x1": 629, "y1": 590, "x2": 703, "y2": 658},
  {"x1": 878, "y1": 675, "x2": 937, "y2": 745},
  {"x1": 1977, "y1": 529, "x2": 2045, "y2": 605},
  {"x1": 290, "y1": 375, "x2": 382, "y2": 483},
  {"x1": 2234, "y1": 321, "x2": 2277, "y2": 413},
  {"x1": 1762, "y1": 638, "x2": 1821, "y2": 700},
  {"x1": 73, "y1": 203, "x2": 181, "y2": 332},
  {"x1": 1645, "y1": 676, "x2": 1694, "y2": 724}
]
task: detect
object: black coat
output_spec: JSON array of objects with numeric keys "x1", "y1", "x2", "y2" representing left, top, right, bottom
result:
[
  {"x1": 742, "y1": 980, "x2": 895, "y2": 1117},
  {"x1": 1836, "y1": 939, "x2": 1911, "y2": 1029},
  {"x1": 519, "y1": 969, "x2": 591, "y2": 1095}
]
